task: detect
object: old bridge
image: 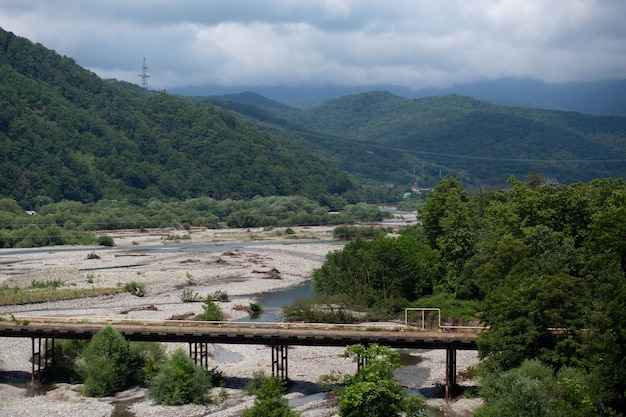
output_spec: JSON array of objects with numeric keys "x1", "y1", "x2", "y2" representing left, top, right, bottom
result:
[{"x1": 0, "y1": 313, "x2": 479, "y2": 399}]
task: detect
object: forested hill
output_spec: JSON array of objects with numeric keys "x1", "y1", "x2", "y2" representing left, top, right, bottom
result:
[
  {"x1": 0, "y1": 27, "x2": 355, "y2": 209},
  {"x1": 267, "y1": 91, "x2": 626, "y2": 186}
]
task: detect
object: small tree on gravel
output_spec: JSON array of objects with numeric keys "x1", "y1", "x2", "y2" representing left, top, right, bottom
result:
[
  {"x1": 242, "y1": 373, "x2": 299, "y2": 417},
  {"x1": 196, "y1": 295, "x2": 223, "y2": 321},
  {"x1": 148, "y1": 348, "x2": 214, "y2": 406},
  {"x1": 79, "y1": 326, "x2": 142, "y2": 397}
]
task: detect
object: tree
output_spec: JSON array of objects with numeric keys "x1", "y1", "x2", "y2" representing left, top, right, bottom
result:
[
  {"x1": 196, "y1": 295, "x2": 223, "y2": 321},
  {"x1": 478, "y1": 272, "x2": 588, "y2": 371},
  {"x1": 338, "y1": 344, "x2": 427, "y2": 417},
  {"x1": 312, "y1": 234, "x2": 440, "y2": 310},
  {"x1": 242, "y1": 374, "x2": 299, "y2": 417},
  {"x1": 148, "y1": 348, "x2": 214, "y2": 406},
  {"x1": 79, "y1": 325, "x2": 142, "y2": 397},
  {"x1": 418, "y1": 177, "x2": 477, "y2": 294},
  {"x1": 475, "y1": 360, "x2": 595, "y2": 417}
]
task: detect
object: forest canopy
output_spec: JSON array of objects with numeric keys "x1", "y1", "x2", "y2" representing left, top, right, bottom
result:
[{"x1": 310, "y1": 176, "x2": 626, "y2": 415}]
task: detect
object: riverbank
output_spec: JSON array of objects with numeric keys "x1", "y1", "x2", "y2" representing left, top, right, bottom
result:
[{"x1": 0, "y1": 225, "x2": 481, "y2": 416}]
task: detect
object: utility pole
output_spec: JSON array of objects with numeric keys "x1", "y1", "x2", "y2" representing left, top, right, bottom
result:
[{"x1": 138, "y1": 57, "x2": 149, "y2": 93}]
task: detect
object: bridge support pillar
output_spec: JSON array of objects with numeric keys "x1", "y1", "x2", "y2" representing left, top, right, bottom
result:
[
  {"x1": 188, "y1": 342, "x2": 210, "y2": 369},
  {"x1": 31, "y1": 337, "x2": 54, "y2": 387},
  {"x1": 445, "y1": 347, "x2": 457, "y2": 401},
  {"x1": 271, "y1": 344, "x2": 288, "y2": 381}
]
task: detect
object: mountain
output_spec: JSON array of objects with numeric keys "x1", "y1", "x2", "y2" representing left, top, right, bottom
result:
[
  {"x1": 0, "y1": 27, "x2": 356, "y2": 209},
  {"x1": 204, "y1": 91, "x2": 626, "y2": 188},
  {"x1": 173, "y1": 78, "x2": 626, "y2": 115}
]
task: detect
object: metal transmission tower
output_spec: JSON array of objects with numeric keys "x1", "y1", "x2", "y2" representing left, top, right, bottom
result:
[{"x1": 138, "y1": 57, "x2": 149, "y2": 92}]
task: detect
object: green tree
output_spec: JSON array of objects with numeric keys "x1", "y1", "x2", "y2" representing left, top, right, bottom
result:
[
  {"x1": 148, "y1": 348, "x2": 213, "y2": 405},
  {"x1": 196, "y1": 295, "x2": 223, "y2": 321},
  {"x1": 242, "y1": 374, "x2": 299, "y2": 417},
  {"x1": 476, "y1": 360, "x2": 595, "y2": 417},
  {"x1": 338, "y1": 344, "x2": 427, "y2": 417},
  {"x1": 418, "y1": 177, "x2": 477, "y2": 294},
  {"x1": 312, "y1": 234, "x2": 440, "y2": 310},
  {"x1": 478, "y1": 272, "x2": 588, "y2": 371},
  {"x1": 79, "y1": 326, "x2": 142, "y2": 397}
]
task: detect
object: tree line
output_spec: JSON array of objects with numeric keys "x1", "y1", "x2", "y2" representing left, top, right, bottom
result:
[
  {"x1": 309, "y1": 175, "x2": 626, "y2": 415},
  {"x1": 0, "y1": 196, "x2": 389, "y2": 248}
]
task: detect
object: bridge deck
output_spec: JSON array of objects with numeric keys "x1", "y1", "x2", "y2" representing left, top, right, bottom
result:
[{"x1": 0, "y1": 317, "x2": 477, "y2": 350}]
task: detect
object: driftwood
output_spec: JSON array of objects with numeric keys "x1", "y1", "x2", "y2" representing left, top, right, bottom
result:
[
  {"x1": 119, "y1": 304, "x2": 158, "y2": 314},
  {"x1": 167, "y1": 312, "x2": 195, "y2": 320},
  {"x1": 253, "y1": 268, "x2": 281, "y2": 279}
]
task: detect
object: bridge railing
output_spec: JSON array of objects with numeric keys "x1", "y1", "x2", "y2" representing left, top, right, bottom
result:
[
  {"x1": 4, "y1": 312, "x2": 487, "y2": 332},
  {"x1": 1, "y1": 315, "x2": 413, "y2": 332},
  {"x1": 404, "y1": 308, "x2": 486, "y2": 332}
]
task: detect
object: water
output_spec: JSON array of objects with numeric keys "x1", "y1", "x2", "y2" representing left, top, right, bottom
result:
[
  {"x1": 234, "y1": 281, "x2": 316, "y2": 322},
  {"x1": 214, "y1": 346, "x2": 244, "y2": 363},
  {"x1": 233, "y1": 281, "x2": 445, "y2": 416}
]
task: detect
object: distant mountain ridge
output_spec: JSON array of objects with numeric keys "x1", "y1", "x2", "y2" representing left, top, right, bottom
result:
[
  {"x1": 207, "y1": 90, "x2": 626, "y2": 188},
  {"x1": 174, "y1": 78, "x2": 626, "y2": 115}
]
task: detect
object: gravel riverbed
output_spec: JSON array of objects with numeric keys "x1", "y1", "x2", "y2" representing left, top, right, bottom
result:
[{"x1": 0, "y1": 226, "x2": 481, "y2": 416}]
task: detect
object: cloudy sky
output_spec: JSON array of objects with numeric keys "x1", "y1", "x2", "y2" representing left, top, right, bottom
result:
[{"x1": 1, "y1": 0, "x2": 625, "y2": 92}]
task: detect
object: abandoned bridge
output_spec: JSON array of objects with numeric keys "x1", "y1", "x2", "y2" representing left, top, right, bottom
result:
[{"x1": 0, "y1": 315, "x2": 479, "y2": 399}]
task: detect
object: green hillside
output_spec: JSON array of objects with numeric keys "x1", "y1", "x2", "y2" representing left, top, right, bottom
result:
[
  {"x1": 280, "y1": 92, "x2": 626, "y2": 186},
  {"x1": 0, "y1": 28, "x2": 358, "y2": 209}
]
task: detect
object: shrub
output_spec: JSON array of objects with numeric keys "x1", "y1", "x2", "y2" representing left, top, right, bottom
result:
[
  {"x1": 339, "y1": 344, "x2": 427, "y2": 417},
  {"x1": 212, "y1": 290, "x2": 229, "y2": 302},
  {"x1": 123, "y1": 281, "x2": 145, "y2": 297},
  {"x1": 242, "y1": 374, "x2": 299, "y2": 417},
  {"x1": 79, "y1": 326, "x2": 142, "y2": 397},
  {"x1": 131, "y1": 342, "x2": 167, "y2": 382},
  {"x1": 281, "y1": 298, "x2": 358, "y2": 324},
  {"x1": 97, "y1": 235, "x2": 115, "y2": 246},
  {"x1": 332, "y1": 225, "x2": 388, "y2": 241},
  {"x1": 180, "y1": 288, "x2": 200, "y2": 302},
  {"x1": 196, "y1": 296, "x2": 223, "y2": 321},
  {"x1": 148, "y1": 348, "x2": 213, "y2": 405}
]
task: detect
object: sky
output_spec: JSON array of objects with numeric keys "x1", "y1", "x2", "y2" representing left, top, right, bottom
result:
[{"x1": 1, "y1": 0, "x2": 625, "y2": 92}]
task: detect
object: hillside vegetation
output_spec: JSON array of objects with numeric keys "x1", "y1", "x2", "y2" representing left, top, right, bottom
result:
[
  {"x1": 212, "y1": 90, "x2": 626, "y2": 189},
  {"x1": 0, "y1": 27, "x2": 355, "y2": 209}
]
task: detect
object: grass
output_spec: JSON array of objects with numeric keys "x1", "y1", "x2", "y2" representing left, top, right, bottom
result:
[
  {"x1": 0, "y1": 286, "x2": 123, "y2": 305},
  {"x1": 30, "y1": 279, "x2": 64, "y2": 289},
  {"x1": 122, "y1": 281, "x2": 146, "y2": 297}
]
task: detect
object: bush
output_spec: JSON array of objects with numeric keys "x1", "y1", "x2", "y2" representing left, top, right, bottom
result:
[
  {"x1": 97, "y1": 235, "x2": 115, "y2": 246},
  {"x1": 180, "y1": 288, "x2": 199, "y2": 302},
  {"x1": 242, "y1": 374, "x2": 299, "y2": 417},
  {"x1": 148, "y1": 348, "x2": 214, "y2": 405},
  {"x1": 80, "y1": 326, "x2": 142, "y2": 397},
  {"x1": 131, "y1": 342, "x2": 167, "y2": 382},
  {"x1": 339, "y1": 344, "x2": 427, "y2": 417},
  {"x1": 332, "y1": 225, "x2": 388, "y2": 240},
  {"x1": 196, "y1": 295, "x2": 223, "y2": 321},
  {"x1": 281, "y1": 298, "x2": 358, "y2": 324},
  {"x1": 123, "y1": 281, "x2": 145, "y2": 297},
  {"x1": 212, "y1": 290, "x2": 229, "y2": 302}
]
